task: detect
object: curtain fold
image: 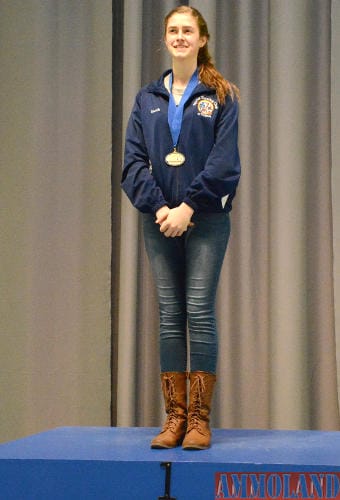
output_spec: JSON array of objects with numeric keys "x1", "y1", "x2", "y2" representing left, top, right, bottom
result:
[
  {"x1": 115, "y1": 0, "x2": 340, "y2": 430},
  {"x1": 332, "y1": 0, "x2": 340, "y2": 415}
]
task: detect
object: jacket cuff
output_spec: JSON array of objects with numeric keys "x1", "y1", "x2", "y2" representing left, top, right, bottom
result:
[
  {"x1": 153, "y1": 200, "x2": 168, "y2": 215},
  {"x1": 183, "y1": 196, "x2": 198, "y2": 212}
]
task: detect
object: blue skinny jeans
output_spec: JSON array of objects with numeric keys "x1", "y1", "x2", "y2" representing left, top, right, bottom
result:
[{"x1": 142, "y1": 212, "x2": 230, "y2": 374}]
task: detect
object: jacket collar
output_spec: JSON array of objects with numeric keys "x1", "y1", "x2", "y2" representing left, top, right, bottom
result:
[{"x1": 145, "y1": 69, "x2": 217, "y2": 99}]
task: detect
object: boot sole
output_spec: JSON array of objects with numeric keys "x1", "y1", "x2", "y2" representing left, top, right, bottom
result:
[
  {"x1": 151, "y1": 443, "x2": 180, "y2": 449},
  {"x1": 182, "y1": 444, "x2": 210, "y2": 450}
]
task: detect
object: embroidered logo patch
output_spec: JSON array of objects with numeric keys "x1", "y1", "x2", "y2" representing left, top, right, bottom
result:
[{"x1": 193, "y1": 96, "x2": 218, "y2": 117}]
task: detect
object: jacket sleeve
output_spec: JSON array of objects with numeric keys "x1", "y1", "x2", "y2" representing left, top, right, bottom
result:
[
  {"x1": 121, "y1": 93, "x2": 168, "y2": 214},
  {"x1": 183, "y1": 96, "x2": 241, "y2": 211}
]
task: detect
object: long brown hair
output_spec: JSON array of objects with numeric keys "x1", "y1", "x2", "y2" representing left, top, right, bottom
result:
[{"x1": 164, "y1": 6, "x2": 239, "y2": 104}]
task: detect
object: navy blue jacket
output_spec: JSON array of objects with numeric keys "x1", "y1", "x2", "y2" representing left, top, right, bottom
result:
[{"x1": 121, "y1": 70, "x2": 241, "y2": 214}]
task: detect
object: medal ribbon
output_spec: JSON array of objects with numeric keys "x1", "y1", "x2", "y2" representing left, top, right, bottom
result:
[{"x1": 168, "y1": 69, "x2": 199, "y2": 149}]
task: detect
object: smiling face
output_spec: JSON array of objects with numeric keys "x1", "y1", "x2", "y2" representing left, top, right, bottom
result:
[{"x1": 164, "y1": 12, "x2": 207, "y2": 64}]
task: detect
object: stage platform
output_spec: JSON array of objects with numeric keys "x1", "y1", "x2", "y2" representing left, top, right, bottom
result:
[{"x1": 1, "y1": 426, "x2": 340, "y2": 499}]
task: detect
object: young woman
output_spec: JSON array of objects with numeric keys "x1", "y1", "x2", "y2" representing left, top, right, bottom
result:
[{"x1": 121, "y1": 6, "x2": 241, "y2": 450}]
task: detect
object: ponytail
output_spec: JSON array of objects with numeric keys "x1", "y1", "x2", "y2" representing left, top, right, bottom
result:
[{"x1": 198, "y1": 45, "x2": 240, "y2": 104}]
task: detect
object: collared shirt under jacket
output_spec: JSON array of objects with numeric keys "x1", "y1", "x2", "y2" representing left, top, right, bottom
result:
[{"x1": 121, "y1": 69, "x2": 241, "y2": 215}]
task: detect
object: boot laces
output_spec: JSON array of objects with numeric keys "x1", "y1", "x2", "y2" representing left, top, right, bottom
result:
[
  {"x1": 163, "y1": 374, "x2": 181, "y2": 432},
  {"x1": 187, "y1": 374, "x2": 207, "y2": 432}
]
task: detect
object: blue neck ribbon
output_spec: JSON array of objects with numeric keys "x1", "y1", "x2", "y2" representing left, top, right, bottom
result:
[{"x1": 168, "y1": 69, "x2": 199, "y2": 149}]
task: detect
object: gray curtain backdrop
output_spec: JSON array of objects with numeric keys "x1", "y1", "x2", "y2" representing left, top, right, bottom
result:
[
  {"x1": 333, "y1": 0, "x2": 340, "y2": 418},
  {"x1": 1, "y1": 0, "x2": 112, "y2": 442},
  {"x1": 114, "y1": 0, "x2": 340, "y2": 431},
  {"x1": 1, "y1": 0, "x2": 340, "y2": 443}
]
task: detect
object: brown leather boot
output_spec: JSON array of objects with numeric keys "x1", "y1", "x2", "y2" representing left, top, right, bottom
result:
[
  {"x1": 182, "y1": 371, "x2": 216, "y2": 450},
  {"x1": 151, "y1": 372, "x2": 187, "y2": 449}
]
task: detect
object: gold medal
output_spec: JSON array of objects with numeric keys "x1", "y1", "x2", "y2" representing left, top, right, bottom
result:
[{"x1": 165, "y1": 148, "x2": 185, "y2": 167}]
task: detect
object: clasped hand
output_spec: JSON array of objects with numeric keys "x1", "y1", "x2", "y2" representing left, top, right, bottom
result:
[{"x1": 156, "y1": 203, "x2": 194, "y2": 238}]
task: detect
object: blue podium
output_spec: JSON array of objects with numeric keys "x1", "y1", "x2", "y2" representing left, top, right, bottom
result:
[{"x1": 0, "y1": 426, "x2": 340, "y2": 499}]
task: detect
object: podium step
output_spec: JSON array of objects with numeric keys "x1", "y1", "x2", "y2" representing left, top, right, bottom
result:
[{"x1": 0, "y1": 426, "x2": 340, "y2": 499}]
